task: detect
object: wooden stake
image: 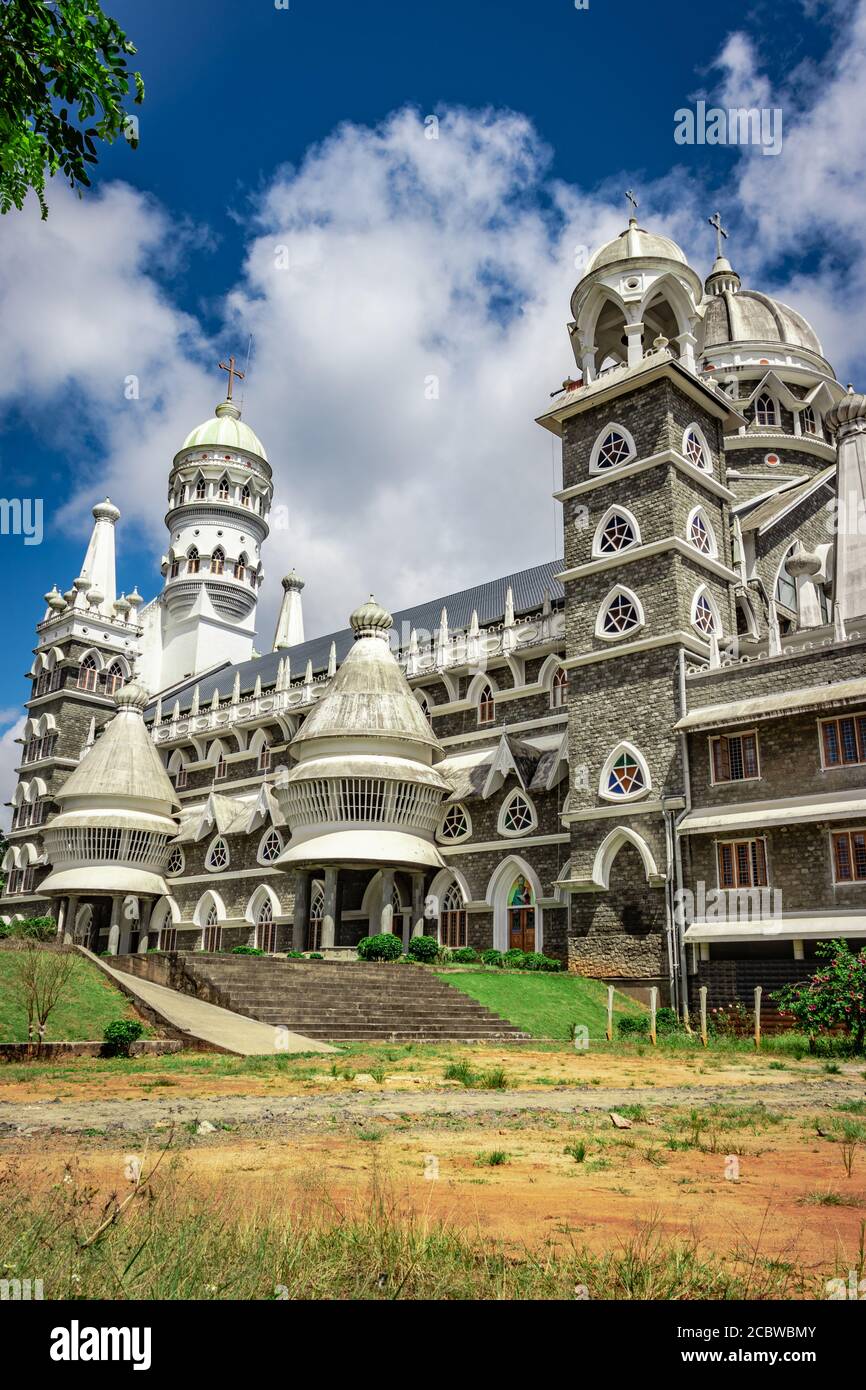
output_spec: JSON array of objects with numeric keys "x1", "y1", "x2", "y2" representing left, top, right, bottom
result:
[
  {"x1": 754, "y1": 985, "x2": 762, "y2": 1050},
  {"x1": 649, "y1": 987, "x2": 658, "y2": 1046},
  {"x1": 699, "y1": 986, "x2": 708, "y2": 1048},
  {"x1": 606, "y1": 985, "x2": 614, "y2": 1043}
]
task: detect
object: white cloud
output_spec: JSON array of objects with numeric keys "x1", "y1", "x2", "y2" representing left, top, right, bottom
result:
[{"x1": 0, "y1": 715, "x2": 25, "y2": 832}]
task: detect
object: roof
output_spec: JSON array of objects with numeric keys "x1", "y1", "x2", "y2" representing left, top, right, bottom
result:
[
  {"x1": 701, "y1": 288, "x2": 824, "y2": 357},
  {"x1": 277, "y1": 827, "x2": 445, "y2": 870},
  {"x1": 738, "y1": 467, "x2": 835, "y2": 534},
  {"x1": 181, "y1": 400, "x2": 268, "y2": 462},
  {"x1": 684, "y1": 914, "x2": 866, "y2": 944},
  {"x1": 585, "y1": 220, "x2": 687, "y2": 274},
  {"x1": 679, "y1": 787, "x2": 866, "y2": 835},
  {"x1": 154, "y1": 558, "x2": 564, "y2": 715},
  {"x1": 59, "y1": 684, "x2": 179, "y2": 812},
  {"x1": 677, "y1": 676, "x2": 866, "y2": 731}
]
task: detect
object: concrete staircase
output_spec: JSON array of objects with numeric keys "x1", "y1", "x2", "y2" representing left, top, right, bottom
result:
[{"x1": 178, "y1": 956, "x2": 530, "y2": 1043}]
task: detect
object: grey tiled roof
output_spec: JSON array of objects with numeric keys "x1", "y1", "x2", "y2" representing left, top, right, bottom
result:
[{"x1": 152, "y1": 558, "x2": 564, "y2": 716}]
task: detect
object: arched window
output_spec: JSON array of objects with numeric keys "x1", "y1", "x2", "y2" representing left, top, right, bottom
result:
[
  {"x1": 599, "y1": 743, "x2": 651, "y2": 801},
  {"x1": 214, "y1": 754, "x2": 227, "y2": 782},
  {"x1": 593, "y1": 506, "x2": 640, "y2": 556},
  {"x1": 507, "y1": 875, "x2": 536, "y2": 952},
  {"x1": 211, "y1": 548, "x2": 225, "y2": 576},
  {"x1": 234, "y1": 554, "x2": 247, "y2": 581},
  {"x1": 103, "y1": 661, "x2": 124, "y2": 695},
  {"x1": 166, "y1": 845, "x2": 185, "y2": 876},
  {"x1": 173, "y1": 761, "x2": 188, "y2": 791},
  {"x1": 258, "y1": 828, "x2": 283, "y2": 864},
  {"x1": 683, "y1": 424, "x2": 711, "y2": 471},
  {"x1": 596, "y1": 586, "x2": 644, "y2": 639},
  {"x1": 692, "y1": 587, "x2": 721, "y2": 637},
  {"x1": 77, "y1": 653, "x2": 99, "y2": 692},
  {"x1": 550, "y1": 665, "x2": 569, "y2": 709},
  {"x1": 437, "y1": 803, "x2": 471, "y2": 843},
  {"x1": 206, "y1": 837, "x2": 229, "y2": 871},
  {"x1": 258, "y1": 742, "x2": 271, "y2": 772},
  {"x1": 218, "y1": 477, "x2": 230, "y2": 501},
  {"x1": 590, "y1": 424, "x2": 636, "y2": 474},
  {"x1": 195, "y1": 477, "x2": 207, "y2": 500},
  {"x1": 499, "y1": 789, "x2": 537, "y2": 837},
  {"x1": 202, "y1": 903, "x2": 221, "y2": 952},
  {"x1": 440, "y1": 881, "x2": 467, "y2": 948},
  {"x1": 241, "y1": 484, "x2": 252, "y2": 508},
  {"x1": 187, "y1": 547, "x2": 200, "y2": 575},
  {"x1": 776, "y1": 545, "x2": 798, "y2": 613},
  {"x1": 687, "y1": 506, "x2": 716, "y2": 557},
  {"x1": 478, "y1": 683, "x2": 495, "y2": 725},
  {"x1": 307, "y1": 881, "x2": 324, "y2": 952},
  {"x1": 169, "y1": 555, "x2": 181, "y2": 579},
  {"x1": 256, "y1": 897, "x2": 276, "y2": 954},
  {"x1": 801, "y1": 404, "x2": 818, "y2": 436},
  {"x1": 736, "y1": 594, "x2": 759, "y2": 639},
  {"x1": 418, "y1": 694, "x2": 433, "y2": 726},
  {"x1": 755, "y1": 393, "x2": 778, "y2": 427}
]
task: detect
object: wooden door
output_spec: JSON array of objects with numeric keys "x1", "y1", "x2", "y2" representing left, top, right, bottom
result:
[{"x1": 509, "y1": 907, "x2": 535, "y2": 952}]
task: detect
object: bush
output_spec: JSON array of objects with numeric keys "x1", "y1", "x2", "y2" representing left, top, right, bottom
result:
[
  {"x1": 502, "y1": 949, "x2": 526, "y2": 969},
  {"x1": 285, "y1": 950, "x2": 304, "y2": 959},
  {"x1": 480, "y1": 949, "x2": 503, "y2": 968},
  {"x1": 655, "y1": 1006, "x2": 681, "y2": 1035},
  {"x1": 617, "y1": 1014, "x2": 650, "y2": 1039},
  {"x1": 407, "y1": 935, "x2": 440, "y2": 964},
  {"x1": 232, "y1": 946, "x2": 264, "y2": 956},
  {"x1": 519, "y1": 952, "x2": 563, "y2": 973},
  {"x1": 773, "y1": 939, "x2": 866, "y2": 1053},
  {"x1": 103, "y1": 1019, "x2": 144, "y2": 1057},
  {"x1": 356, "y1": 933, "x2": 403, "y2": 962},
  {"x1": 307, "y1": 952, "x2": 324, "y2": 960},
  {"x1": 0, "y1": 915, "x2": 56, "y2": 942},
  {"x1": 449, "y1": 947, "x2": 478, "y2": 964}
]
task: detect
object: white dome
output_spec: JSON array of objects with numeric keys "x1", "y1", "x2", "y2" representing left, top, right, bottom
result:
[
  {"x1": 181, "y1": 400, "x2": 268, "y2": 461},
  {"x1": 585, "y1": 219, "x2": 688, "y2": 275}
]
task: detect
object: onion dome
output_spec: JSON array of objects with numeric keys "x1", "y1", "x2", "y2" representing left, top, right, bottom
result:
[
  {"x1": 44, "y1": 585, "x2": 65, "y2": 611},
  {"x1": 181, "y1": 398, "x2": 268, "y2": 461},
  {"x1": 282, "y1": 569, "x2": 305, "y2": 592},
  {"x1": 350, "y1": 594, "x2": 392, "y2": 639},
  {"x1": 584, "y1": 217, "x2": 688, "y2": 275},
  {"x1": 92, "y1": 498, "x2": 121, "y2": 525},
  {"x1": 825, "y1": 392, "x2": 866, "y2": 436},
  {"x1": 40, "y1": 682, "x2": 179, "y2": 899}
]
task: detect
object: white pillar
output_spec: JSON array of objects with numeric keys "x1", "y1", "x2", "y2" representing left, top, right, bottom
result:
[
  {"x1": 137, "y1": 899, "x2": 153, "y2": 954},
  {"x1": 321, "y1": 868, "x2": 338, "y2": 949},
  {"x1": 292, "y1": 871, "x2": 310, "y2": 951},
  {"x1": 107, "y1": 894, "x2": 122, "y2": 956},
  {"x1": 379, "y1": 868, "x2": 395, "y2": 934},
  {"x1": 411, "y1": 872, "x2": 426, "y2": 939},
  {"x1": 623, "y1": 321, "x2": 644, "y2": 368},
  {"x1": 63, "y1": 894, "x2": 79, "y2": 946}
]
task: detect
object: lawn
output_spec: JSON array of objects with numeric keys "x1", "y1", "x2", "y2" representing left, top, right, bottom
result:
[
  {"x1": 0, "y1": 951, "x2": 146, "y2": 1043},
  {"x1": 435, "y1": 968, "x2": 645, "y2": 1040}
]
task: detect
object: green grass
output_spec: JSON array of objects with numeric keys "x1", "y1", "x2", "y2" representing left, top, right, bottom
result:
[
  {"x1": 435, "y1": 969, "x2": 643, "y2": 1040},
  {"x1": 0, "y1": 953, "x2": 146, "y2": 1043}
]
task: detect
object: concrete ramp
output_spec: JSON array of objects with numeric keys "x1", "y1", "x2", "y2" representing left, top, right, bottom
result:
[{"x1": 81, "y1": 949, "x2": 336, "y2": 1055}]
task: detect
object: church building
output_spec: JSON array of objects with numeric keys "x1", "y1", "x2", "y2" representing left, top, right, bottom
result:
[{"x1": 4, "y1": 213, "x2": 866, "y2": 1015}]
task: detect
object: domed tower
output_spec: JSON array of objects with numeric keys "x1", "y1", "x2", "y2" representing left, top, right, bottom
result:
[
  {"x1": 275, "y1": 597, "x2": 452, "y2": 953},
  {"x1": 158, "y1": 371, "x2": 273, "y2": 689},
  {"x1": 570, "y1": 211, "x2": 704, "y2": 380},
  {"x1": 40, "y1": 683, "x2": 179, "y2": 954}
]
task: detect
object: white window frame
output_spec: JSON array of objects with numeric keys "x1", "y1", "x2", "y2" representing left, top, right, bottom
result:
[
  {"x1": 257, "y1": 827, "x2": 284, "y2": 865},
  {"x1": 591, "y1": 504, "x2": 642, "y2": 558},
  {"x1": 436, "y1": 802, "x2": 472, "y2": 845},
  {"x1": 691, "y1": 585, "x2": 722, "y2": 638},
  {"x1": 595, "y1": 584, "x2": 646, "y2": 642},
  {"x1": 206, "y1": 836, "x2": 230, "y2": 872},
  {"x1": 598, "y1": 741, "x2": 652, "y2": 803},
  {"x1": 589, "y1": 422, "x2": 637, "y2": 475},
  {"x1": 166, "y1": 845, "x2": 185, "y2": 877},
  {"x1": 682, "y1": 422, "x2": 712, "y2": 472},
  {"x1": 686, "y1": 504, "x2": 718, "y2": 558},
  {"x1": 497, "y1": 788, "x2": 538, "y2": 838}
]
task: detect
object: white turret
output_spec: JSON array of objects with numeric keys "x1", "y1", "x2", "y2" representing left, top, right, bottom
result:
[{"x1": 273, "y1": 570, "x2": 305, "y2": 650}]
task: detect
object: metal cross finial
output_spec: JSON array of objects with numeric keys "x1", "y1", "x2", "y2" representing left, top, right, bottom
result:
[
  {"x1": 218, "y1": 354, "x2": 245, "y2": 400},
  {"x1": 708, "y1": 211, "x2": 728, "y2": 259},
  {"x1": 625, "y1": 189, "x2": 638, "y2": 216}
]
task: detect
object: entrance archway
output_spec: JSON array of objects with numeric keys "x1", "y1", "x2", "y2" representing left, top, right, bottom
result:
[{"x1": 507, "y1": 875, "x2": 536, "y2": 952}]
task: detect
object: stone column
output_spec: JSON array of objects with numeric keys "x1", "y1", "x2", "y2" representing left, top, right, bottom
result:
[
  {"x1": 55, "y1": 898, "x2": 66, "y2": 941},
  {"x1": 292, "y1": 870, "x2": 310, "y2": 951},
  {"x1": 623, "y1": 319, "x2": 644, "y2": 368},
  {"x1": 64, "y1": 894, "x2": 79, "y2": 946},
  {"x1": 107, "y1": 894, "x2": 123, "y2": 956},
  {"x1": 379, "y1": 868, "x2": 395, "y2": 934},
  {"x1": 411, "y1": 873, "x2": 426, "y2": 939},
  {"x1": 321, "y1": 868, "x2": 339, "y2": 949},
  {"x1": 137, "y1": 899, "x2": 153, "y2": 954}
]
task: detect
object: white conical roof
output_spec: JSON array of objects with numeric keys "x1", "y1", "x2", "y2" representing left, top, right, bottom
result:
[{"x1": 57, "y1": 684, "x2": 179, "y2": 813}]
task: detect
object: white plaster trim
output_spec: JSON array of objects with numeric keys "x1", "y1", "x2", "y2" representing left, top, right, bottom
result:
[
  {"x1": 443, "y1": 832, "x2": 569, "y2": 855},
  {"x1": 555, "y1": 449, "x2": 736, "y2": 504},
  {"x1": 563, "y1": 630, "x2": 709, "y2": 671}
]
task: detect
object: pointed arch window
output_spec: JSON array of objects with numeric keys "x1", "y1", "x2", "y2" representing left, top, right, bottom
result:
[
  {"x1": 206, "y1": 837, "x2": 229, "y2": 871},
  {"x1": 166, "y1": 845, "x2": 185, "y2": 876},
  {"x1": 214, "y1": 754, "x2": 227, "y2": 782},
  {"x1": 187, "y1": 547, "x2": 200, "y2": 575},
  {"x1": 594, "y1": 507, "x2": 640, "y2": 556},
  {"x1": 77, "y1": 653, "x2": 99, "y2": 692},
  {"x1": 258, "y1": 743, "x2": 271, "y2": 772},
  {"x1": 195, "y1": 478, "x2": 207, "y2": 500},
  {"x1": 241, "y1": 484, "x2": 252, "y2": 508},
  {"x1": 258, "y1": 828, "x2": 283, "y2": 864},
  {"x1": 550, "y1": 665, "x2": 569, "y2": 709},
  {"x1": 440, "y1": 880, "x2": 467, "y2": 948},
  {"x1": 418, "y1": 693, "x2": 433, "y2": 726},
  {"x1": 437, "y1": 803, "x2": 471, "y2": 843},
  {"x1": 169, "y1": 556, "x2": 181, "y2": 579},
  {"x1": 801, "y1": 404, "x2": 818, "y2": 436},
  {"x1": 202, "y1": 903, "x2": 222, "y2": 952},
  {"x1": 211, "y1": 547, "x2": 225, "y2": 575},
  {"x1": 683, "y1": 424, "x2": 711, "y2": 471},
  {"x1": 692, "y1": 586, "x2": 721, "y2": 637},
  {"x1": 478, "y1": 683, "x2": 495, "y2": 725},
  {"x1": 499, "y1": 789, "x2": 537, "y2": 837},
  {"x1": 755, "y1": 393, "x2": 778, "y2": 427},
  {"x1": 218, "y1": 477, "x2": 230, "y2": 501},
  {"x1": 687, "y1": 506, "x2": 716, "y2": 557},
  {"x1": 256, "y1": 897, "x2": 277, "y2": 953},
  {"x1": 174, "y1": 762, "x2": 188, "y2": 791},
  {"x1": 596, "y1": 586, "x2": 644, "y2": 640},
  {"x1": 775, "y1": 546, "x2": 798, "y2": 613},
  {"x1": 234, "y1": 555, "x2": 247, "y2": 582},
  {"x1": 590, "y1": 423, "x2": 637, "y2": 474},
  {"x1": 307, "y1": 881, "x2": 324, "y2": 952},
  {"x1": 599, "y1": 742, "x2": 651, "y2": 801}
]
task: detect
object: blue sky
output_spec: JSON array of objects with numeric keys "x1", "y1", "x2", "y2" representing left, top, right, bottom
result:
[{"x1": 0, "y1": 0, "x2": 861, "y2": 814}]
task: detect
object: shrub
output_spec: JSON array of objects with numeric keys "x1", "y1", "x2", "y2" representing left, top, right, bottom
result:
[
  {"x1": 307, "y1": 952, "x2": 324, "y2": 960},
  {"x1": 617, "y1": 1014, "x2": 650, "y2": 1039},
  {"x1": 0, "y1": 915, "x2": 56, "y2": 942},
  {"x1": 103, "y1": 1020, "x2": 144, "y2": 1057},
  {"x1": 285, "y1": 950, "x2": 304, "y2": 959},
  {"x1": 356, "y1": 933, "x2": 403, "y2": 962},
  {"x1": 480, "y1": 949, "x2": 503, "y2": 968},
  {"x1": 232, "y1": 946, "x2": 264, "y2": 956},
  {"x1": 449, "y1": 947, "x2": 478, "y2": 964},
  {"x1": 407, "y1": 935, "x2": 439, "y2": 964},
  {"x1": 655, "y1": 1006, "x2": 681, "y2": 1035},
  {"x1": 774, "y1": 939, "x2": 866, "y2": 1053},
  {"x1": 502, "y1": 949, "x2": 526, "y2": 969},
  {"x1": 519, "y1": 951, "x2": 563, "y2": 973}
]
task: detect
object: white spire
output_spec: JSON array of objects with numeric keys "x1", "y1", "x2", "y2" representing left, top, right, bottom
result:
[
  {"x1": 327, "y1": 641, "x2": 337, "y2": 678},
  {"x1": 78, "y1": 499, "x2": 120, "y2": 613},
  {"x1": 273, "y1": 570, "x2": 305, "y2": 650},
  {"x1": 435, "y1": 607, "x2": 451, "y2": 668}
]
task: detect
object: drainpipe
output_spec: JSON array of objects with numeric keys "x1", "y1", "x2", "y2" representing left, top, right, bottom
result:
[
  {"x1": 675, "y1": 648, "x2": 692, "y2": 1025},
  {"x1": 662, "y1": 808, "x2": 679, "y2": 1013}
]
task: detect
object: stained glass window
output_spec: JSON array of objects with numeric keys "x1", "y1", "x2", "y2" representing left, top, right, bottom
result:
[
  {"x1": 598, "y1": 511, "x2": 637, "y2": 553},
  {"x1": 602, "y1": 591, "x2": 640, "y2": 635},
  {"x1": 689, "y1": 511, "x2": 713, "y2": 554},
  {"x1": 507, "y1": 875, "x2": 534, "y2": 908},
  {"x1": 606, "y1": 751, "x2": 646, "y2": 797},
  {"x1": 596, "y1": 430, "x2": 632, "y2": 469},
  {"x1": 501, "y1": 793, "x2": 535, "y2": 834},
  {"x1": 693, "y1": 591, "x2": 718, "y2": 636},
  {"x1": 684, "y1": 428, "x2": 708, "y2": 469}
]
